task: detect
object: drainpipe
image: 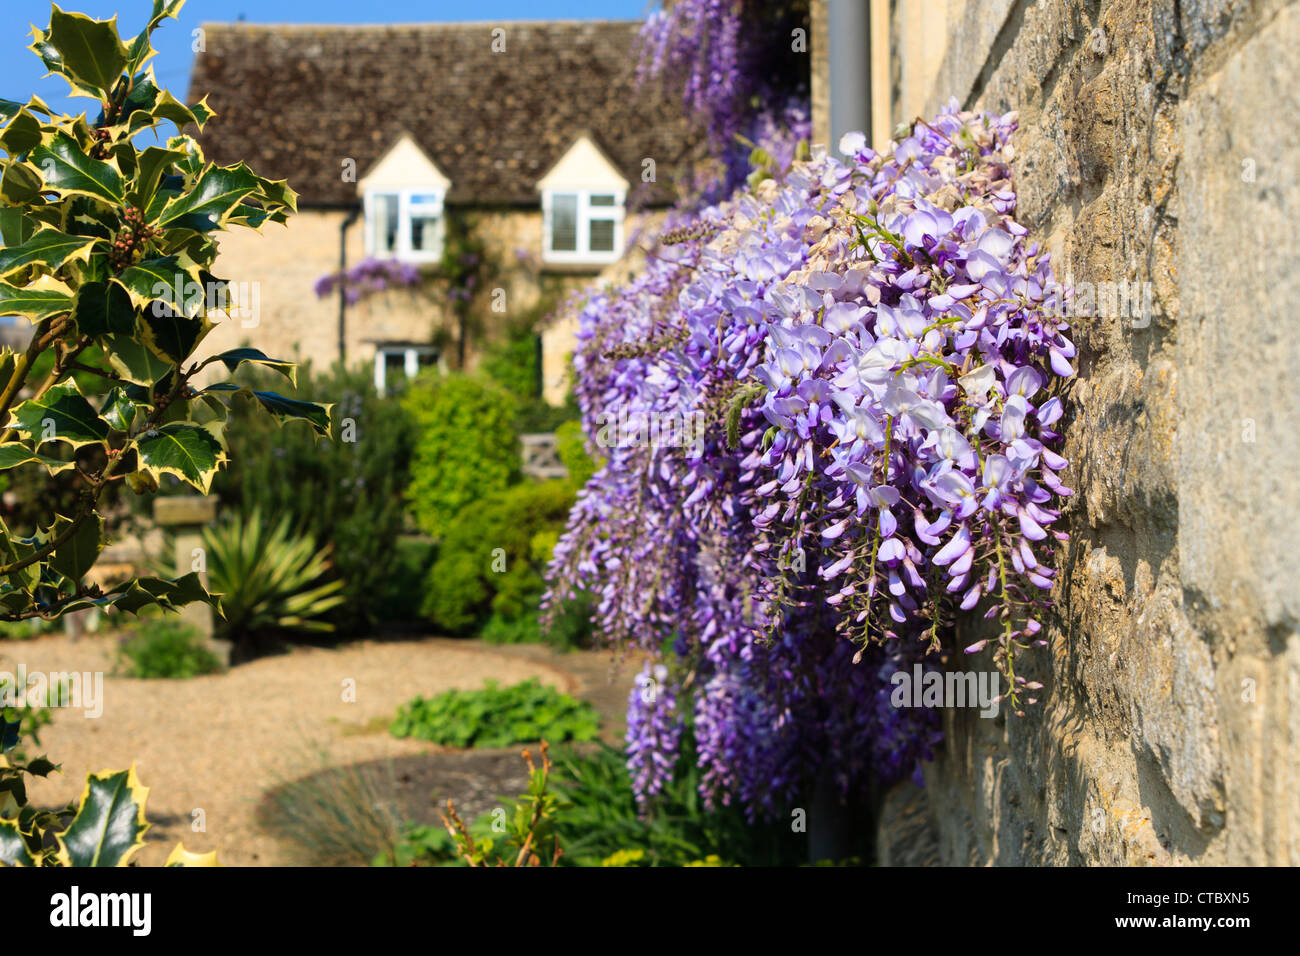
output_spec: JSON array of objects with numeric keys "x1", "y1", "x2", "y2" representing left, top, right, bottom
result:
[
  {"x1": 338, "y1": 206, "x2": 361, "y2": 365},
  {"x1": 828, "y1": 1, "x2": 872, "y2": 152}
]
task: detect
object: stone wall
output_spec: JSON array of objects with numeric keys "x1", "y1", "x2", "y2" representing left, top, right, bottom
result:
[{"x1": 866, "y1": 0, "x2": 1299, "y2": 865}]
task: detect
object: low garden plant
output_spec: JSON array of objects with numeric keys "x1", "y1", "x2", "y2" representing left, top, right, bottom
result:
[
  {"x1": 388, "y1": 678, "x2": 599, "y2": 749},
  {"x1": 202, "y1": 509, "x2": 345, "y2": 659},
  {"x1": 116, "y1": 615, "x2": 221, "y2": 678}
]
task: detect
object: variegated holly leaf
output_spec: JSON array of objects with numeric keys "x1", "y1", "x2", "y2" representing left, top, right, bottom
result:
[
  {"x1": 135, "y1": 422, "x2": 226, "y2": 493},
  {"x1": 0, "y1": 819, "x2": 36, "y2": 867},
  {"x1": 0, "y1": 442, "x2": 78, "y2": 475},
  {"x1": 55, "y1": 766, "x2": 150, "y2": 867},
  {"x1": 44, "y1": 8, "x2": 130, "y2": 98},
  {"x1": 0, "y1": 227, "x2": 98, "y2": 280},
  {"x1": 0, "y1": 106, "x2": 46, "y2": 155},
  {"x1": 126, "y1": 0, "x2": 186, "y2": 75},
  {"x1": 196, "y1": 347, "x2": 296, "y2": 386},
  {"x1": 103, "y1": 332, "x2": 174, "y2": 386},
  {"x1": 164, "y1": 842, "x2": 221, "y2": 867},
  {"x1": 0, "y1": 276, "x2": 74, "y2": 322},
  {"x1": 249, "y1": 391, "x2": 333, "y2": 437},
  {"x1": 71, "y1": 279, "x2": 135, "y2": 337},
  {"x1": 138, "y1": 299, "x2": 211, "y2": 361},
  {"x1": 7, "y1": 379, "x2": 109, "y2": 449},
  {"x1": 29, "y1": 132, "x2": 126, "y2": 205},
  {"x1": 0, "y1": 160, "x2": 43, "y2": 205},
  {"x1": 51, "y1": 512, "x2": 103, "y2": 583},
  {"x1": 157, "y1": 163, "x2": 261, "y2": 228}
]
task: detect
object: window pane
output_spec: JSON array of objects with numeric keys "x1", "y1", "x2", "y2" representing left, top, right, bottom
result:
[
  {"x1": 385, "y1": 351, "x2": 406, "y2": 375},
  {"x1": 589, "y1": 218, "x2": 615, "y2": 252},
  {"x1": 371, "y1": 194, "x2": 399, "y2": 253},
  {"x1": 417, "y1": 351, "x2": 439, "y2": 368},
  {"x1": 551, "y1": 194, "x2": 578, "y2": 252},
  {"x1": 411, "y1": 214, "x2": 440, "y2": 252},
  {"x1": 589, "y1": 194, "x2": 616, "y2": 206}
]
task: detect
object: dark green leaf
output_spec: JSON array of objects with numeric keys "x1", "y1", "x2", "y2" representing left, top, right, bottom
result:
[
  {"x1": 251, "y1": 391, "x2": 333, "y2": 437},
  {"x1": 30, "y1": 133, "x2": 126, "y2": 205},
  {"x1": 0, "y1": 228, "x2": 98, "y2": 280},
  {"x1": 136, "y1": 423, "x2": 225, "y2": 493},
  {"x1": 158, "y1": 164, "x2": 260, "y2": 227},
  {"x1": 71, "y1": 279, "x2": 135, "y2": 337},
  {"x1": 55, "y1": 767, "x2": 150, "y2": 867},
  {"x1": 46, "y1": 8, "x2": 130, "y2": 97},
  {"x1": 0, "y1": 278, "x2": 73, "y2": 322},
  {"x1": 51, "y1": 512, "x2": 103, "y2": 583},
  {"x1": 197, "y1": 348, "x2": 295, "y2": 385},
  {"x1": 7, "y1": 379, "x2": 110, "y2": 449}
]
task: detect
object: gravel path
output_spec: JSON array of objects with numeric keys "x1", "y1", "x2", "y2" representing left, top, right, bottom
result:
[{"x1": 4, "y1": 633, "x2": 636, "y2": 867}]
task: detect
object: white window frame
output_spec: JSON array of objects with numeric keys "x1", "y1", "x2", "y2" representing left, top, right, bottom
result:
[
  {"x1": 541, "y1": 188, "x2": 625, "y2": 265},
  {"x1": 363, "y1": 187, "x2": 446, "y2": 263},
  {"x1": 374, "y1": 345, "x2": 442, "y2": 395}
]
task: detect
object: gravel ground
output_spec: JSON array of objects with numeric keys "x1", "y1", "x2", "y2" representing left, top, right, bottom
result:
[{"x1": 4, "y1": 633, "x2": 637, "y2": 867}]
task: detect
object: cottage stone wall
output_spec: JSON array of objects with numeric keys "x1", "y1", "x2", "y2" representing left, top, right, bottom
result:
[{"x1": 859, "y1": 0, "x2": 1300, "y2": 865}]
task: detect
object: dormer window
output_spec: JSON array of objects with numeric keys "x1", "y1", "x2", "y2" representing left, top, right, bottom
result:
[
  {"x1": 542, "y1": 189, "x2": 624, "y2": 264},
  {"x1": 536, "y1": 134, "x2": 630, "y2": 268},
  {"x1": 364, "y1": 188, "x2": 445, "y2": 262},
  {"x1": 357, "y1": 133, "x2": 451, "y2": 264}
]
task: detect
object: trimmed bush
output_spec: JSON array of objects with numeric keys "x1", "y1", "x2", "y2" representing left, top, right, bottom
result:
[
  {"x1": 403, "y1": 373, "x2": 519, "y2": 539},
  {"x1": 420, "y1": 480, "x2": 576, "y2": 635}
]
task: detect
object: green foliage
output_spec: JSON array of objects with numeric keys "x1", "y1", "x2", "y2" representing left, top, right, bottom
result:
[
  {"x1": 479, "y1": 596, "x2": 591, "y2": 652},
  {"x1": 420, "y1": 479, "x2": 576, "y2": 635},
  {"x1": 479, "y1": 311, "x2": 540, "y2": 402},
  {"x1": 554, "y1": 418, "x2": 600, "y2": 486},
  {"x1": 389, "y1": 678, "x2": 599, "y2": 749},
  {"x1": 550, "y1": 732, "x2": 812, "y2": 867},
  {"x1": 212, "y1": 364, "x2": 418, "y2": 632},
  {"x1": 202, "y1": 509, "x2": 346, "y2": 656},
  {"x1": 0, "y1": 1, "x2": 312, "y2": 868},
  {"x1": 378, "y1": 742, "x2": 567, "y2": 867},
  {"x1": 403, "y1": 373, "x2": 519, "y2": 539},
  {"x1": 115, "y1": 614, "x2": 220, "y2": 678},
  {"x1": 0, "y1": 0, "x2": 323, "y2": 627}
]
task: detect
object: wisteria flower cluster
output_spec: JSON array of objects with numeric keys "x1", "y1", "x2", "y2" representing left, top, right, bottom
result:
[
  {"x1": 544, "y1": 106, "x2": 1073, "y2": 816},
  {"x1": 313, "y1": 257, "x2": 423, "y2": 304},
  {"x1": 637, "y1": 0, "x2": 812, "y2": 201}
]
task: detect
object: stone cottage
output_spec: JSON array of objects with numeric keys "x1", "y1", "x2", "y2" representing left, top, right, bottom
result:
[{"x1": 186, "y1": 20, "x2": 699, "y2": 399}]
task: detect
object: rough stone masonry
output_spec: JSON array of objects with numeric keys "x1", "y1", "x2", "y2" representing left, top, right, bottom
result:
[{"x1": 874, "y1": 0, "x2": 1300, "y2": 865}]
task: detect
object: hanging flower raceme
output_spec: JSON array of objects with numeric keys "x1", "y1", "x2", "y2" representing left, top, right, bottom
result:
[{"x1": 544, "y1": 105, "x2": 1073, "y2": 816}]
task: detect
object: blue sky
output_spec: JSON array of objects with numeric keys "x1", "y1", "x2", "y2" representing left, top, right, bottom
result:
[{"x1": 2, "y1": 0, "x2": 652, "y2": 117}]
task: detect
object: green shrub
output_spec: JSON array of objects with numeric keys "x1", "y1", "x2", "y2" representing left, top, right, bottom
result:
[
  {"x1": 403, "y1": 373, "x2": 519, "y2": 539},
  {"x1": 554, "y1": 419, "x2": 600, "y2": 486},
  {"x1": 375, "y1": 536, "x2": 436, "y2": 623},
  {"x1": 213, "y1": 364, "x2": 417, "y2": 633},
  {"x1": 389, "y1": 678, "x2": 599, "y2": 749},
  {"x1": 116, "y1": 617, "x2": 221, "y2": 679},
  {"x1": 203, "y1": 510, "x2": 346, "y2": 657},
  {"x1": 420, "y1": 479, "x2": 576, "y2": 635},
  {"x1": 550, "y1": 731, "x2": 814, "y2": 867}
]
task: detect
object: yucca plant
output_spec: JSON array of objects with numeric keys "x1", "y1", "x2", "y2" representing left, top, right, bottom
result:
[{"x1": 203, "y1": 509, "x2": 345, "y2": 656}]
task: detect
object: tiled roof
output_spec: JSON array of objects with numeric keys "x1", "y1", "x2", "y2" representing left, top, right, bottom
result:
[{"x1": 187, "y1": 20, "x2": 701, "y2": 206}]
